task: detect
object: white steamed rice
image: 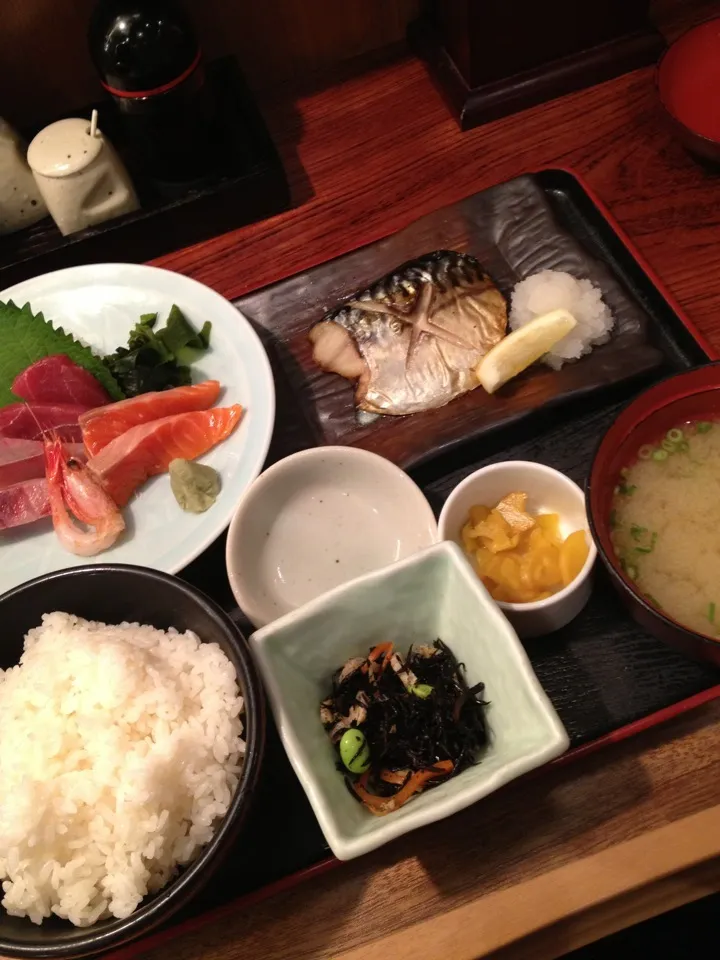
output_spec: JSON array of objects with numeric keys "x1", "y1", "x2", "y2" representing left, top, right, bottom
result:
[
  {"x1": 509, "y1": 269, "x2": 614, "y2": 369},
  {"x1": 0, "y1": 612, "x2": 244, "y2": 927}
]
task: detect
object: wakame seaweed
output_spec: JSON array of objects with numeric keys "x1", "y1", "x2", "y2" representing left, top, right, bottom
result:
[{"x1": 103, "y1": 305, "x2": 211, "y2": 397}]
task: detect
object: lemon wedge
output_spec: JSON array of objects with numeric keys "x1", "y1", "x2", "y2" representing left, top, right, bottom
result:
[{"x1": 477, "y1": 309, "x2": 577, "y2": 394}]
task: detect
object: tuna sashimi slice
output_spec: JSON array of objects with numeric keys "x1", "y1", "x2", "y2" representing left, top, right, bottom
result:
[
  {"x1": 88, "y1": 404, "x2": 243, "y2": 506},
  {"x1": 0, "y1": 438, "x2": 84, "y2": 488},
  {"x1": 0, "y1": 478, "x2": 50, "y2": 530},
  {"x1": 80, "y1": 380, "x2": 221, "y2": 456},
  {"x1": 12, "y1": 355, "x2": 111, "y2": 408},
  {"x1": 0, "y1": 403, "x2": 87, "y2": 443}
]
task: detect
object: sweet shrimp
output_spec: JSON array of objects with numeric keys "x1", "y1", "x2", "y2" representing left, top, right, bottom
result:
[{"x1": 44, "y1": 434, "x2": 125, "y2": 557}]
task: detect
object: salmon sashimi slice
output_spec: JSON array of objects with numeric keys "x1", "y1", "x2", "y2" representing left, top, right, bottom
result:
[
  {"x1": 80, "y1": 380, "x2": 221, "y2": 456},
  {"x1": 88, "y1": 404, "x2": 243, "y2": 506}
]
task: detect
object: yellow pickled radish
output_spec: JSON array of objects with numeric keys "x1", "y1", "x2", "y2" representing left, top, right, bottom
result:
[
  {"x1": 460, "y1": 492, "x2": 589, "y2": 604},
  {"x1": 461, "y1": 522, "x2": 478, "y2": 553},
  {"x1": 475, "y1": 512, "x2": 519, "y2": 552},
  {"x1": 469, "y1": 504, "x2": 491, "y2": 526},
  {"x1": 499, "y1": 555, "x2": 522, "y2": 592},
  {"x1": 559, "y1": 530, "x2": 590, "y2": 586},
  {"x1": 536, "y1": 513, "x2": 562, "y2": 542},
  {"x1": 474, "y1": 546, "x2": 495, "y2": 575}
]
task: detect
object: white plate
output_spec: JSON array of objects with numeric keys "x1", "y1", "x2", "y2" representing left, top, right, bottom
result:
[{"x1": 0, "y1": 263, "x2": 275, "y2": 595}]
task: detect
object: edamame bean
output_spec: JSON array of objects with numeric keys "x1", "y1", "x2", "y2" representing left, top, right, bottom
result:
[{"x1": 339, "y1": 728, "x2": 371, "y2": 773}]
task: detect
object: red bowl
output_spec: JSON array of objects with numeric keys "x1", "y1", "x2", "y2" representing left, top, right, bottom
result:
[
  {"x1": 587, "y1": 364, "x2": 720, "y2": 667},
  {"x1": 656, "y1": 17, "x2": 720, "y2": 164}
]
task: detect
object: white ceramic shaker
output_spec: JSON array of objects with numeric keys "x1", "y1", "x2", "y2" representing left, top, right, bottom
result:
[
  {"x1": 0, "y1": 118, "x2": 48, "y2": 234},
  {"x1": 27, "y1": 111, "x2": 139, "y2": 236}
]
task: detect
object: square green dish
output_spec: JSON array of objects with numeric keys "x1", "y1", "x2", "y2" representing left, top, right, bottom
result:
[{"x1": 250, "y1": 541, "x2": 569, "y2": 860}]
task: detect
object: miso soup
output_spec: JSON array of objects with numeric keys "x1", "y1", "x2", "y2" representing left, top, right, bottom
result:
[{"x1": 610, "y1": 420, "x2": 720, "y2": 637}]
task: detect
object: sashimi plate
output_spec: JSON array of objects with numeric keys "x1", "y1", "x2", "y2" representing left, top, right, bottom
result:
[{"x1": 0, "y1": 263, "x2": 275, "y2": 595}]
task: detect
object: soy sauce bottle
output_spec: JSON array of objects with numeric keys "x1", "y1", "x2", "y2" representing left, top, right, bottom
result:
[{"x1": 88, "y1": 0, "x2": 218, "y2": 184}]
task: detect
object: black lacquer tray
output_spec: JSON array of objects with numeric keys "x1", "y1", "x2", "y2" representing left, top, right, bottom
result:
[{"x1": 110, "y1": 169, "x2": 720, "y2": 959}]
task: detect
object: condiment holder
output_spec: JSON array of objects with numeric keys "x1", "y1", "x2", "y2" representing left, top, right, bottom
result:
[
  {"x1": 0, "y1": 118, "x2": 47, "y2": 234},
  {"x1": 28, "y1": 110, "x2": 139, "y2": 236}
]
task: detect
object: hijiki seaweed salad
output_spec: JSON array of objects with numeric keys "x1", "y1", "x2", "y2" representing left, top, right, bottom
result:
[{"x1": 320, "y1": 640, "x2": 488, "y2": 816}]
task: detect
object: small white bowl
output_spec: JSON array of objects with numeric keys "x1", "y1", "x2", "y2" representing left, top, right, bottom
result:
[
  {"x1": 226, "y1": 446, "x2": 438, "y2": 627},
  {"x1": 250, "y1": 541, "x2": 569, "y2": 860},
  {"x1": 438, "y1": 461, "x2": 596, "y2": 639}
]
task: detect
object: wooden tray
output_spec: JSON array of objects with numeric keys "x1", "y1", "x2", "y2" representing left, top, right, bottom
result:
[{"x1": 109, "y1": 169, "x2": 720, "y2": 960}]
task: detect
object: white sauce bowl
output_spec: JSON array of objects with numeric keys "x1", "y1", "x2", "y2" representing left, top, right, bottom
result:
[
  {"x1": 226, "y1": 446, "x2": 438, "y2": 627},
  {"x1": 438, "y1": 461, "x2": 596, "y2": 638}
]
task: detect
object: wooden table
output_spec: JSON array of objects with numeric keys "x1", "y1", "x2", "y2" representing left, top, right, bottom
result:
[{"x1": 138, "y1": 39, "x2": 720, "y2": 960}]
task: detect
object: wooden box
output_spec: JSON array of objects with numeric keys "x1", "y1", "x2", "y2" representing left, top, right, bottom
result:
[{"x1": 409, "y1": 0, "x2": 665, "y2": 129}]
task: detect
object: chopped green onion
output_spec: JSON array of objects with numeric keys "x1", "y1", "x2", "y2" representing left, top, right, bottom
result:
[
  {"x1": 708, "y1": 602, "x2": 716, "y2": 625},
  {"x1": 626, "y1": 564, "x2": 639, "y2": 580},
  {"x1": 697, "y1": 421, "x2": 713, "y2": 433},
  {"x1": 661, "y1": 437, "x2": 676, "y2": 453},
  {"x1": 666, "y1": 428, "x2": 683, "y2": 443},
  {"x1": 652, "y1": 449, "x2": 668, "y2": 461},
  {"x1": 645, "y1": 593, "x2": 662, "y2": 610},
  {"x1": 634, "y1": 531, "x2": 657, "y2": 555},
  {"x1": 677, "y1": 440, "x2": 690, "y2": 453},
  {"x1": 609, "y1": 510, "x2": 618, "y2": 530},
  {"x1": 638, "y1": 445, "x2": 654, "y2": 460},
  {"x1": 630, "y1": 524, "x2": 647, "y2": 541},
  {"x1": 616, "y1": 481, "x2": 637, "y2": 494}
]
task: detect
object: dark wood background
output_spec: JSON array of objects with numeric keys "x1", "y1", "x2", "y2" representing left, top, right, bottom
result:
[
  {"x1": 0, "y1": 0, "x2": 418, "y2": 129},
  {"x1": 0, "y1": 0, "x2": 709, "y2": 131}
]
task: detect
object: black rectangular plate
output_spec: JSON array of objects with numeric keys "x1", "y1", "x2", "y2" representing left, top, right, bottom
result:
[
  {"x1": 236, "y1": 169, "x2": 677, "y2": 470},
  {"x1": 163, "y1": 169, "x2": 720, "y2": 934}
]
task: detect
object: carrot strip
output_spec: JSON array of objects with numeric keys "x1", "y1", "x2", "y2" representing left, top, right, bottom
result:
[
  {"x1": 380, "y1": 769, "x2": 410, "y2": 785},
  {"x1": 361, "y1": 642, "x2": 393, "y2": 674},
  {"x1": 352, "y1": 773, "x2": 390, "y2": 809},
  {"x1": 368, "y1": 642, "x2": 393, "y2": 662},
  {"x1": 353, "y1": 760, "x2": 454, "y2": 815}
]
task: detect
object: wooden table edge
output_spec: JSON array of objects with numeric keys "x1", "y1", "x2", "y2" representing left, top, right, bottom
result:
[{"x1": 331, "y1": 804, "x2": 720, "y2": 960}]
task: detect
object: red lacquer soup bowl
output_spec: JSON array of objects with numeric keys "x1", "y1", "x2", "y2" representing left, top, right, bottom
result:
[
  {"x1": 656, "y1": 17, "x2": 720, "y2": 164},
  {"x1": 587, "y1": 364, "x2": 720, "y2": 668}
]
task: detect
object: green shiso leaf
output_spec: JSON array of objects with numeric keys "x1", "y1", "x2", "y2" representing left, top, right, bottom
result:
[{"x1": 0, "y1": 300, "x2": 124, "y2": 407}]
